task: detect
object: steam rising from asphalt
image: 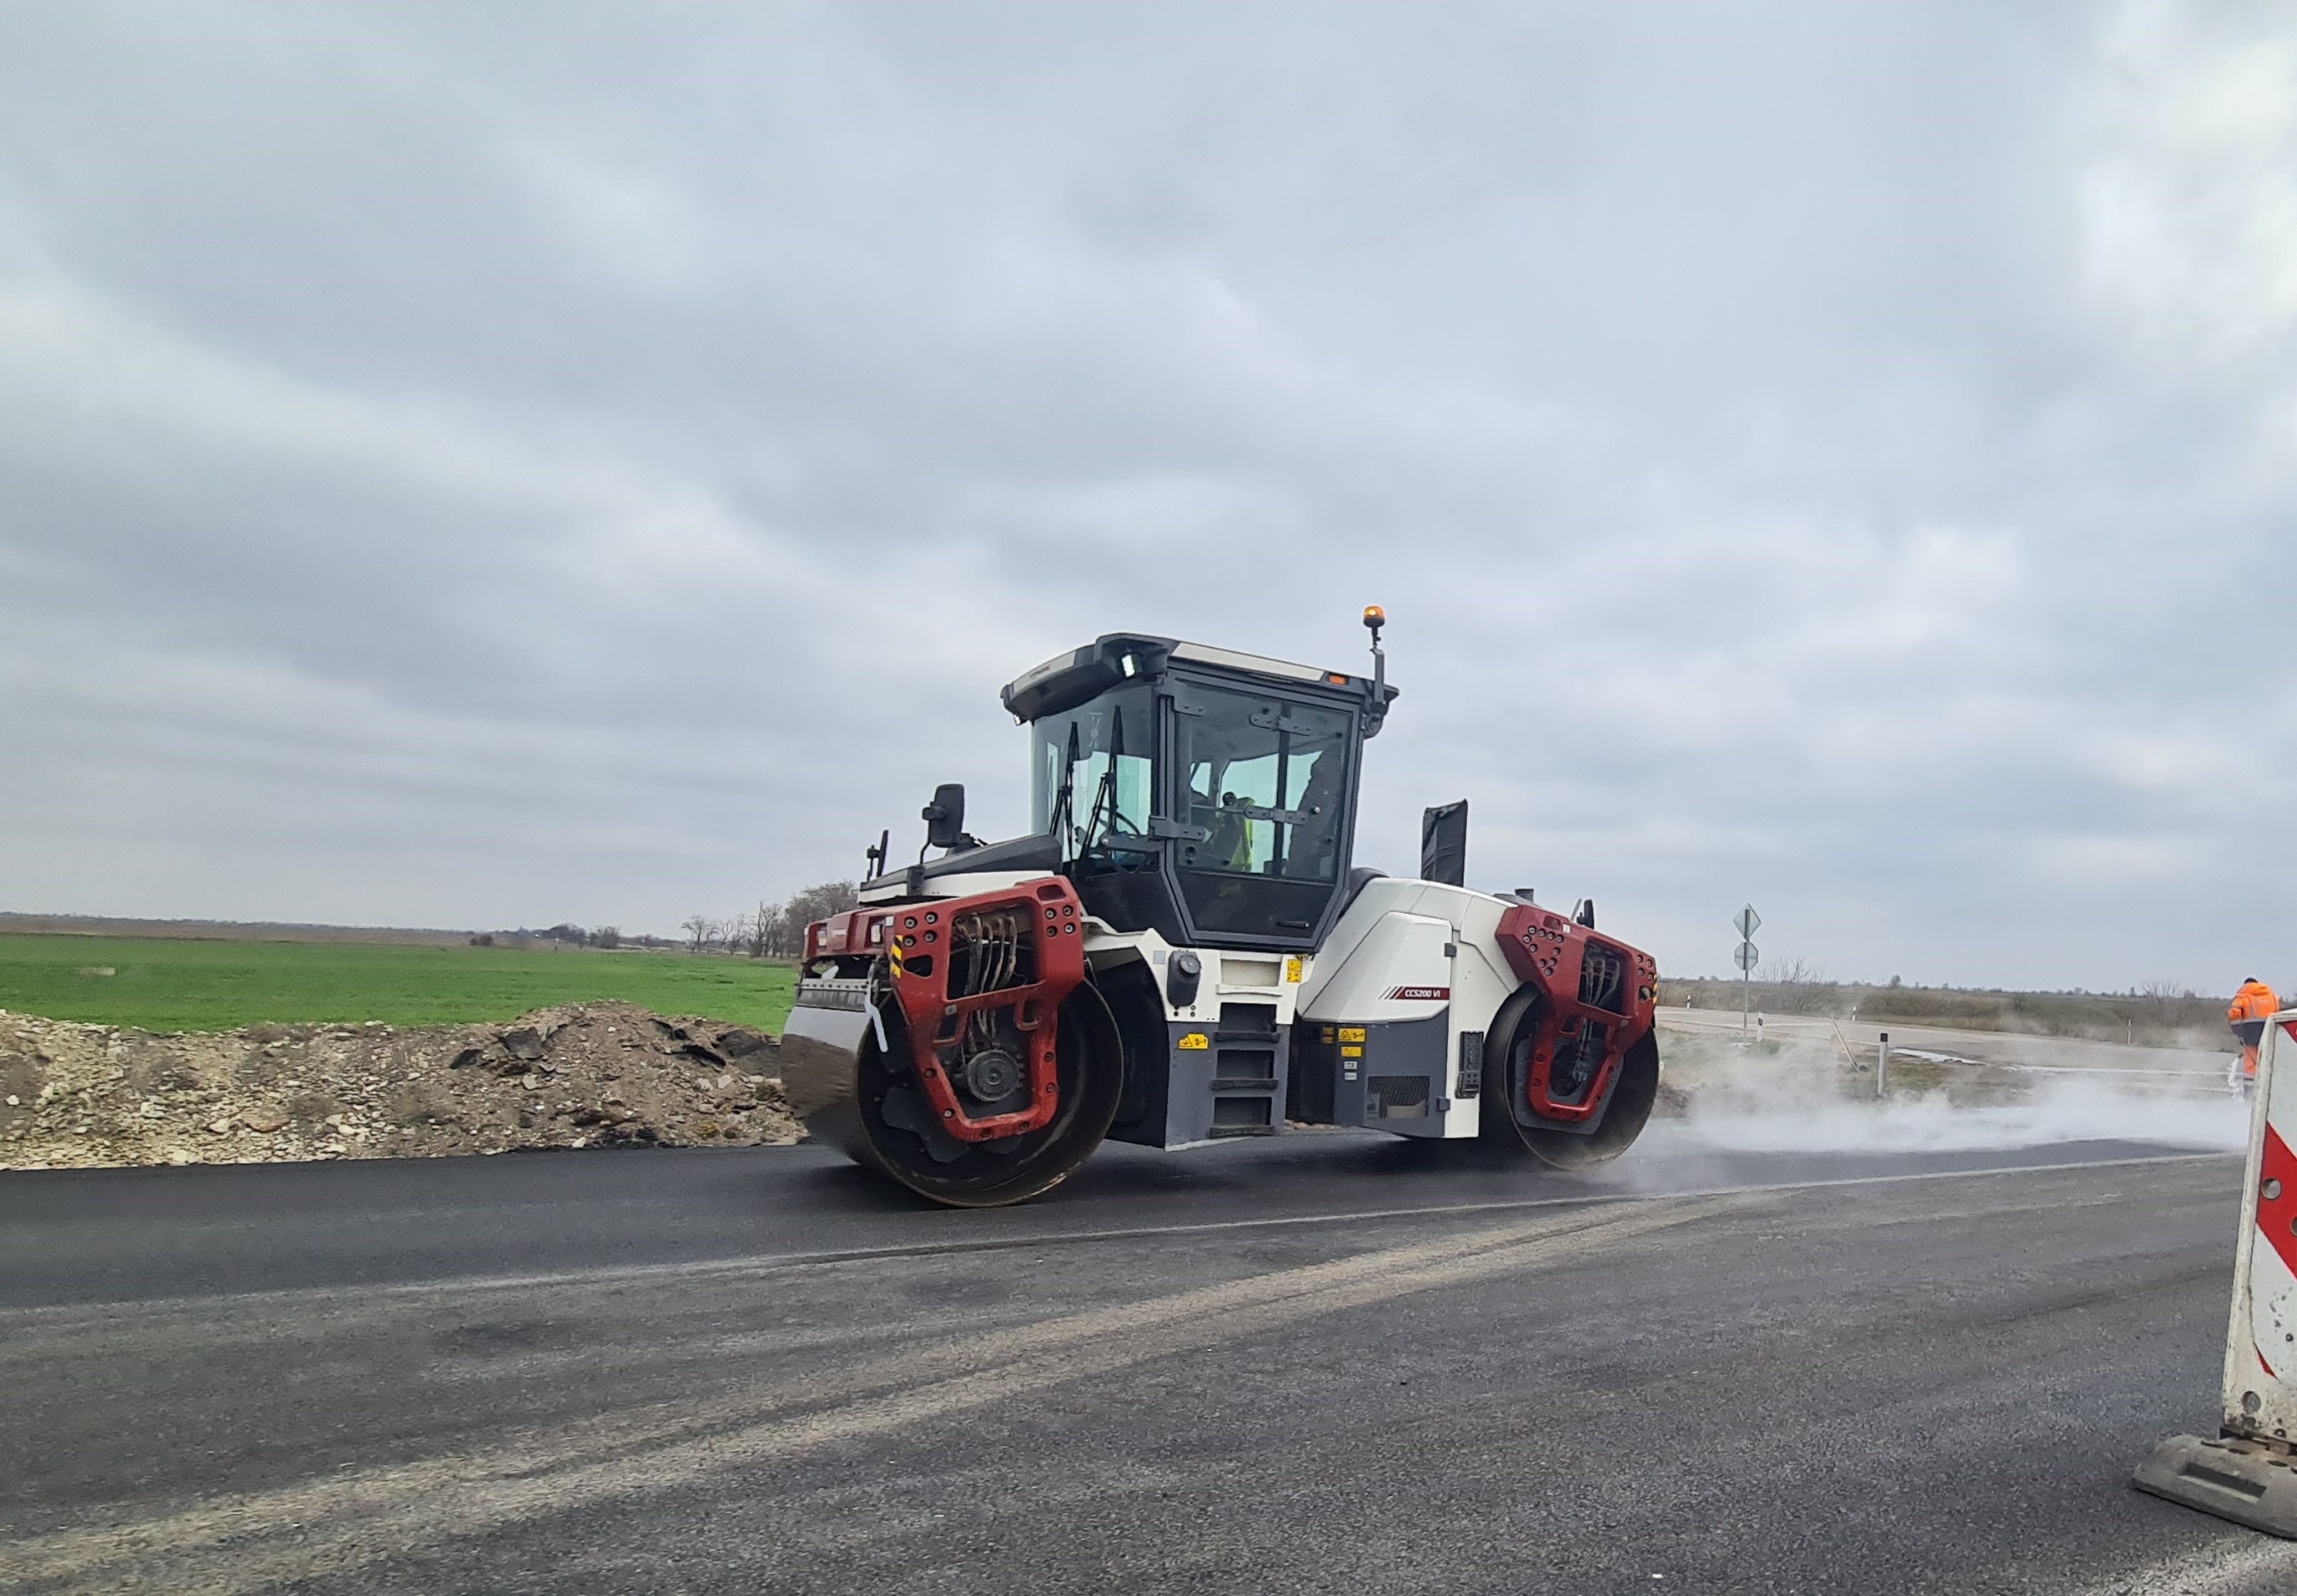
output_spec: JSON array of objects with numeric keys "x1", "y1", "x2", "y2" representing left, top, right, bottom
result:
[{"x1": 1659, "y1": 1036, "x2": 2249, "y2": 1156}]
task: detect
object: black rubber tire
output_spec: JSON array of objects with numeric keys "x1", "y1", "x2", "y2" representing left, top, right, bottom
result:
[{"x1": 844, "y1": 983, "x2": 1124, "y2": 1208}]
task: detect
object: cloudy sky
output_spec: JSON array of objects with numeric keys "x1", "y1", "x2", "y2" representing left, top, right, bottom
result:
[{"x1": 3, "y1": 2, "x2": 2294, "y2": 989}]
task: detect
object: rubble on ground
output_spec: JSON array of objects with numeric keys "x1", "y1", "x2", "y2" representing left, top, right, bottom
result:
[{"x1": 0, "y1": 1001, "x2": 799, "y2": 1170}]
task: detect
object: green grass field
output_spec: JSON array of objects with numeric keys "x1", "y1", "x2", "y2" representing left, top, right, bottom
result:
[{"x1": 0, "y1": 935, "x2": 799, "y2": 1033}]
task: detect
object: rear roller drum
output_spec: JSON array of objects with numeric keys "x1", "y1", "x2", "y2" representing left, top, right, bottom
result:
[
  {"x1": 1476, "y1": 1018, "x2": 1661, "y2": 1172},
  {"x1": 1513, "y1": 1030, "x2": 1660, "y2": 1169},
  {"x1": 798, "y1": 982, "x2": 1124, "y2": 1208}
]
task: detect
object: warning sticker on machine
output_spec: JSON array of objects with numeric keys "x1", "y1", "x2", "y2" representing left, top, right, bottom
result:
[
  {"x1": 1383, "y1": 986, "x2": 1450, "y2": 1002},
  {"x1": 1178, "y1": 1032, "x2": 1210, "y2": 1050}
]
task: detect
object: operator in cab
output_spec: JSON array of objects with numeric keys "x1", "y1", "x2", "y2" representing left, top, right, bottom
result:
[{"x1": 2227, "y1": 976, "x2": 2279, "y2": 1092}]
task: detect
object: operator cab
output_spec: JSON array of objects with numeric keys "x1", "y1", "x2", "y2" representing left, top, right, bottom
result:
[{"x1": 1003, "y1": 633, "x2": 1396, "y2": 952}]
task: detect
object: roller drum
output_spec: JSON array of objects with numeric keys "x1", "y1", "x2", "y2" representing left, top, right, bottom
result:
[
  {"x1": 791, "y1": 982, "x2": 1123, "y2": 1207},
  {"x1": 1515, "y1": 1030, "x2": 1661, "y2": 1169},
  {"x1": 1476, "y1": 1001, "x2": 1661, "y2": 1170}
]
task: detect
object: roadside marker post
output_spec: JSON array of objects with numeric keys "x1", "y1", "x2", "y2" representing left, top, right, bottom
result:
[
  {"x1": 1878, "y1": 1032, "x2": 1889, "y2": 1100},
  {"x1": 2134, "y1": 1007, "x2": 2297, "y2": 1535}
]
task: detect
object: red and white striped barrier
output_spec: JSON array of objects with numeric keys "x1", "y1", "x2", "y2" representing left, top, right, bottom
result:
[{"x1": 2134, "y1": 1009, "x2": 2297, "y2": 1534}]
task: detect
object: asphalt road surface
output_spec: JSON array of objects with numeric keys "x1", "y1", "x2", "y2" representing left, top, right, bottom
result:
[{"x1": 3, "y1": 1130, "x2": 2294, "y2": 1595}]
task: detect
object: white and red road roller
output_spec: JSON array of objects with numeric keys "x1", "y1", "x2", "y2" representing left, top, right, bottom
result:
[{"x1": 781, "y1": 612, "x2": 1663, "y2": 1207}]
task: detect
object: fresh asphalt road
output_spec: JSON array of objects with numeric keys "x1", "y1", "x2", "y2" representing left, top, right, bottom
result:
[{"x1": 3, "y1": 1132, "x2": 2293, "y2": 1595}]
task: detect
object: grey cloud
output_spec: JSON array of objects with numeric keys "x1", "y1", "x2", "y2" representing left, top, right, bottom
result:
[{"x1": 3, "y1": 0, "x2": 2294, "y2": 989}]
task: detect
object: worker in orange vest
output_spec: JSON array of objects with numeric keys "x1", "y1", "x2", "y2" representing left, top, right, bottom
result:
[{"x1": 2227, "y1": 976, "x2": 2279, "y2": 1091}]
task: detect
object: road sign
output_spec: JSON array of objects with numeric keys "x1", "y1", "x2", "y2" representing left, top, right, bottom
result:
[{"x1": 1733, "y1": 906, "x2": 1762, "y2": 1039}]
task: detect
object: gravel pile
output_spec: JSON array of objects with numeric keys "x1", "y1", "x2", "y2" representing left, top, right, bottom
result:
[{"x1": 0, "y1": 1001, "x2": 800, "y2": 1170}]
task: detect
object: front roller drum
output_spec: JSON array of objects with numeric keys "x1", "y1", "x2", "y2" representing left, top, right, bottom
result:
[{"x1": 787, "y1": 984, "x2": 1124, "y2": 1208}]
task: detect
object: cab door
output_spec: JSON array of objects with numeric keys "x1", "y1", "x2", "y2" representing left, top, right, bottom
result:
[{"x1": 1160, "y1": 674, "x2": 1362, "y2": 951}]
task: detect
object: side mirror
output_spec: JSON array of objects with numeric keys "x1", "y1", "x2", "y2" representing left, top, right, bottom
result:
[
  {"x1": 922, "y1": 782, "x2": 968, "y2": 851},
  {"x1": 1420, "y1": 800, "x2": 1467, "y2": 887}
]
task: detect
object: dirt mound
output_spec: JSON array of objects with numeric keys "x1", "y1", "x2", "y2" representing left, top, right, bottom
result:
[{"x1": 0, "y1": 1001, "x2": 800, "y2": 1170}]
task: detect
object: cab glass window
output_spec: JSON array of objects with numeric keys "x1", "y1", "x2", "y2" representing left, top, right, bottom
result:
[
  {"x1": 1175, "y1": 686, "x2": 1352, "y2": 882},
  {"x1": 1030, "y1": 687, "x2": 1153, "y2": 856}
]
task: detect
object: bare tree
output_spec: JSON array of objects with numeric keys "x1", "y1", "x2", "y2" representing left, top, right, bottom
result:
[
  {"x1": 1755, "y1": 954, "x2": 1837, "y2": 1016},
  {"x1": 1762, "y1": 955, "x2": 1823, "y2": 987},
  {"x1": 682, "y1": 915, "x2": 712, "y2": 954},
  {"x1": 782, "y1": 881, "x2": 857, "y2": 959},
  {"x1": 766, "y1": 911, "x2": 803, "y2": 961},
  {"x1": 745, "y1": 901, "x2": 785, "y2": 959},
  {"x1": 756, "y1": 881, "x2": 861, "y2": 961}
]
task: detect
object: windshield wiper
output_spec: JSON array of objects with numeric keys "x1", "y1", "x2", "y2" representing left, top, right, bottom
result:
[
  {"x1": 1051, "y1": 720, "x2": 1083, "y2": 865},
  {"x1": 1078, "y1": 704, "x2": 1127, "y2": 860}
]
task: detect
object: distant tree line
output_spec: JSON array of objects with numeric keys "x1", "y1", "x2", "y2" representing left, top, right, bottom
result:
[
  {"x1": 1663, "y1": 962, "x2": 2244, "y2": 1046},
  {"x1": 469, "y1": 924, "x2": 637, "y2": 950},
  {"x1": 680, "y1": 881, "x2": 860, "y2": 961},
  {"x1": 462, "y1": 882, "x2": 862, "y2": 961}
]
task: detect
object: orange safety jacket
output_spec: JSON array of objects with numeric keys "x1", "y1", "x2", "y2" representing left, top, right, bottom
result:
[
  {"x1": 2229, "y1": 980, "x2": 2279, "y2": 1077},
  {"x1": 2229, "y1": 980, "x2": 2279, "y2": 1026}
]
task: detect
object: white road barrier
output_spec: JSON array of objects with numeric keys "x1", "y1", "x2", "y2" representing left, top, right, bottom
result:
[{"x1": 2134, "y1": 1008, "x2": 2297, "y2": 1536}]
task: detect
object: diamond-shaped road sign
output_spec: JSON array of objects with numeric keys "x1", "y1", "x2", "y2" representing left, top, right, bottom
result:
[
  {"x1": 1735, "y1": 904, "x2": 1761, "y2": 940},
  {"x1": 1735, "y1": 941, "x2": 1759, "y2": 971}
]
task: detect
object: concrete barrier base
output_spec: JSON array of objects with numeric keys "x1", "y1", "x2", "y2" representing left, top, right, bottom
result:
[{"x1": 2134, "y1": 1433, "x2": 2297, "y2": 1538}]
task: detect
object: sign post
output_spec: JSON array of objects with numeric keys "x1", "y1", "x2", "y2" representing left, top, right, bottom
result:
[
  {"x1": 1733, "y1": 905, "x2": 1760, "y2": 1041},
  {"x1": 2133, "y1": 1009, "x2": 2297, "y2": 1534}
]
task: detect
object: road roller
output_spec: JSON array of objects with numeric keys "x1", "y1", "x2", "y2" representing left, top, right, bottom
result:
[{"x1": 781, "y1": 610, "x2": 1663, "y2": 1207}]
